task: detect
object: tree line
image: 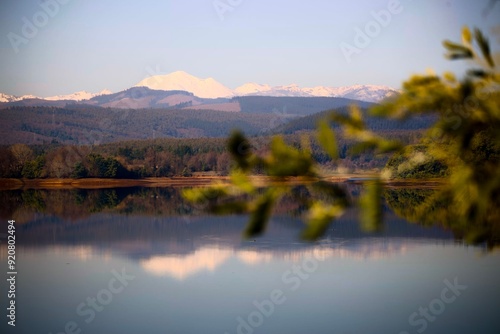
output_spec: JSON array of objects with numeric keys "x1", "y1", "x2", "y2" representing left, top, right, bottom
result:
[{"x1": 0, "y1": 127, "x2": 425, "y2": 179}]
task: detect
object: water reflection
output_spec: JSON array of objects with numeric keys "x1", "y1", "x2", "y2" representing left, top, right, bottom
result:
[
  {"x1": 0, "y1": 187, "x2": 499, "y2": 334},
  {"x1": 138, "y1": 241, "x2": 419, "y2": 280},
  {"x1": 384, "y1": 187, "x2": 500, "y2": 248},
  {"x1": 2, "y1": 185, "x2": 498, "y2": 249},
  {"x1": 0, "y1": 186, "x2": 487, "y2": 270},
  {"x1": 3, "y1": 201, "x2": 459, "y2": 282}
]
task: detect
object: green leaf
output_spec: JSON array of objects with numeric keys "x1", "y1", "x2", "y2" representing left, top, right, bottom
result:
[
  {"x1": 331, "y1": 106, "x2": 365, "y2": 130},
  {"x1": 442, "y1": 40, "x2": 473, "y2": 57},
  {"x1": 266, "y1": 136, "x2": 315, "y2": 177},
  {"x1": 442, "y1": 39, "x2": 473, "y2": 62},
  {"x1": 230, "y1": 170, "x2": 255, "y2": 194},
  {"x1": 209, "y1": 201, "x2": 248, "y2": 215},
  {"x1": 349, "y1": 141, "x2": 378, "y2": 155},
  {"x1": 244, "y1": 189, "x2": 276, "y2": 238},
  {"x1": 462, "y1": 26, "x2": 472, "y2": 45},
  {"x1": 466, "y1": 69, "x2": 488, "y2": 78},
  {"x1": 443, "y1": 72, "x2": 456, "y2": 82},
  {"x1": 317, "y1": 119, "x2": 339, "y2": 160},
  {"x1": 228, "y1": 130, "x2": 253, "y2": 171},
  {"x1": 302, "y1": 202, "x2": 343, "y2": 241},
  {"x1": 474, "y1": 28, "x2": 494, "y2": 68},
  {"x1": 445, "y1": 53, "x2": 474, "y2": 61},
  {"x1": 359, "y1": 179, "x2": 383, "y2": 232},
  {"x1": 377, "y1": 139, "x2": 403, "y2": 154},
  {"x1": 312, "y1": 181, "x2": 350, "y2": 207},
  {"x1": 182, "y1": 185, "x2": 228, "y2": 204}
]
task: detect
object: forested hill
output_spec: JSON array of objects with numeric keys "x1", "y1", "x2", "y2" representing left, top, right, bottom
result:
[
  {"x1": 235, "y1": 96, "x2": 374, "y2": 116},
  {"x1": 271, "y1": 107, "x2": 437, "y2": 134},
  {"x1": 0, "y1": 105, "x2": 278, "y2": 145},
  {"x1": 0, "y1": 96, "x2": 377, "y2": 145}
]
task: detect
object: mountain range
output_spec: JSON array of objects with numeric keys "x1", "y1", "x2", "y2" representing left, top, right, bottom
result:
[
  {"x1": 0, "y1": 71, "x2": 398, "y2": 106},
  {"x1": 0, "y1": 90, "x2": 113, "y2": 103},
  {"x1": 134, "y1": 71, "x2": 398, "y2": 102}
]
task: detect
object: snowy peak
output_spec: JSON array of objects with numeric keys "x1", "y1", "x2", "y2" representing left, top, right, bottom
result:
[
  {"x1": 234, "y1": 83, "x2": 271, "y2": 95},
  {"x1": 233, "y1": 80, "x2": 398, "y2": 102},
  {"x1": 0, "y1": 93, "x2": 40, "y2": 102},
  {"x1": 330, "y1": 84, "x2": 398, "y2": 102},
  {"x1": 1, "y1": 72, "x2": 398, "y2": 105},
  {"x1": 0, "y1": 90, "x2": 112, "y2": 103},
  {"x1": 45, "y1": 89, "x2": 112, "y2": 101},
  {"x1": 134, "y1": 70, "x2": 234, "y2": 99},
  {"x1": 0, "y1": 93, "x2": 19, "y2": 103},
  {"x1": 98, "y1": 89, "x2": 113, "y2": 95}
]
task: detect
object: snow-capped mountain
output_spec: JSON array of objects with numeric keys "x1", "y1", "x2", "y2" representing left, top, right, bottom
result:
[
  {"x1": 0, "y1": 90, "x2": 112, "y2": 103},
  {"x1": 232, "y1": 83, "x2": 398, "y2": 102},
  {"x1": 135, "y1": 71, "x2": 397, "y2": 102},
  {"x1": 303, "y1": 84, "x2": 399, "y2": 102},
  {"x1": 233, "y1": 83, "x2": 272, "y2": 95},
  {"x1": 45, "y1": 89, "x2": 112, "y2": 101},
  {"x1": 0, "y1": 93, "x2": 40, "y2": 102},
  {"x1": 135, "y1": 71, "x2": 234, "y2": 99},
  {"x1": 1, "y1": 71, "x2": 398, "y2": 105},
  {"x1": 258, "y1": 84, "x2": 310, "y2": 97}
]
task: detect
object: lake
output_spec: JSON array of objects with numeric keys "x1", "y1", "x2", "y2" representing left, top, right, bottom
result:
[{"x1": 0, "y1": 186, "x2": 499, "y2": 334}]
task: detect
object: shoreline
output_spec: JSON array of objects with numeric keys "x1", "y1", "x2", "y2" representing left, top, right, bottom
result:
[
  {"x1": 0, "y1": 175, "x2": 446, "y2": 190},
  {"x1": 0, "y1": 177, "x2": 229, "y2": 190}
]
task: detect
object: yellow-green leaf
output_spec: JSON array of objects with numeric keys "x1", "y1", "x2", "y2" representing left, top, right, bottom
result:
[
  {"x1": 302, "y1": 202, "x2": 343, "y2": 241},
  {"x1": 244, "y1": 189, "x2": 277, "y2": 238},
  {"x1": 317, "y1": 119, "x2": 339, "y2": 159},
  {"x1": 230, "y1": 169, "x2": 255, "y2": 194},
  {"x1": 359, "y1": 179, "x2": 383, "y2": 232},
  {"x1": 474, "y1": 28, "x2": 494, "y2": 68},
  {"x1": 462, "y1": 26, "x2": 472, "y2": 45}
]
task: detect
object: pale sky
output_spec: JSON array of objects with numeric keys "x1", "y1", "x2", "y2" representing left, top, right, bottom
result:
[{"x1": 0, "y1": 0, "x2": 498, "y2": 97}]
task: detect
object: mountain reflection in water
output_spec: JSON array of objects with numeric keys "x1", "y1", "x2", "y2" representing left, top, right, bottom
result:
[{"x1": 1, "y1": 186, "x2": 499, "y2": 334}]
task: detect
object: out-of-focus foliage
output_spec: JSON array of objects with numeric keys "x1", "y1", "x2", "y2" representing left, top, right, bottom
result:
[
  {"x1": 182, "y1": 127, "x2": 353, "y2": 239},
  {"x1": 359, "y1": 179, "x2": 383, "y2": 233},
  {"x1": 384, "y1": 187, "x2": 500, "y2": 249},
  {"x1": 184, "y1": 27, "x2": 500, "y2": 247},
  {"x1": 383, "y1": 144, "x2": 450, "y2": 179},
  {"x1": 372, "y1": 26, "x2": 500, "y2": 239}
]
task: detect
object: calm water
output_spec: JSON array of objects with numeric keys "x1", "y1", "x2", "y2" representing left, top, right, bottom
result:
[{"x1": 0, "y1": 187, "x2": 499, "y2": 334}]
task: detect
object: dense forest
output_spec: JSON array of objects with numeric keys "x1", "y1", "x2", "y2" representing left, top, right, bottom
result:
[
  {"x1": 0, "y1": 96, "x2": 377, "y2": 146},
  {"x1": 235, "y1": 96, "x2": 373, "y2": 116},
  {"x1": 0, "y1": 132, "x2": 423, "y2": 179},
  {"x1": 0, "y1": 105, "x2": 278, "y2": 145},
  {"x1": 0, "y1": 136, "x2": 321, "y2": 179},
  {"x1": 0, "y1": 104, "x2": 432, "y2": 179},
  {"x1": 271, "y1": 106, "x2": 436, "y2": 134}
]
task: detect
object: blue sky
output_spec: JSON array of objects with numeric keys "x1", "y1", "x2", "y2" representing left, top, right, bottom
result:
[{"x1": 0, "y1": 0, "x2": 498, "y2": 96}]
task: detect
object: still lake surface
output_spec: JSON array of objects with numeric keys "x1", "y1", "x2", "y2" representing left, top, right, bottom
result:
[{"x1": 0, "y1": 186, "x2": 499, "y2": 334}]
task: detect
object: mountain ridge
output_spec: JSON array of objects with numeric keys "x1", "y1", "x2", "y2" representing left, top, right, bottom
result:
[
  {"x1": 134, "y1": 71, "x2": 399, "y2": 102},
  {"x1": 1, "y1": 71, "x2": 399, "y2": 104}
]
